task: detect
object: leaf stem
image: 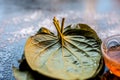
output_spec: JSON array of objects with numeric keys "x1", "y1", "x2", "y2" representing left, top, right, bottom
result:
[
  {"x1": 61, "y1": 18, "x2": 65, "y2": 33},
  {"x1": 53, "y1": 17, "x2": 65, "y2": 46},
  {"x1": 53, "y1": 17, "x2": 62, "y2": 38}
]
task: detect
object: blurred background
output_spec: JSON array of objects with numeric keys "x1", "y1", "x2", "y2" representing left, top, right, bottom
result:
[{"x1": 0, "y1": 0, "x2": 120, "y2": 80}]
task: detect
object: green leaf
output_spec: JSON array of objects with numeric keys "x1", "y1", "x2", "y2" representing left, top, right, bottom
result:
[
  {"x1": 13, "y1": 67, "x2": 34, "y2": 80},
  {"x1": 24, "y1": 17, "x2": 103, "y2": 80},
  {"x1": 36, "y1": 27, "x2": 54, "y2": 35},
  {"x1": 63, "y1": 24, "x2": 101, "y2": 44}
]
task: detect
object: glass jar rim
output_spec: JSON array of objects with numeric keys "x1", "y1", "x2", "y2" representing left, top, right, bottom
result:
[{"x1": 101, "y1": 34, "x2": 120, "y2": 64}]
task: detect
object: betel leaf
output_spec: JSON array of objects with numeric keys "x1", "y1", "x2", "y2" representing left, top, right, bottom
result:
[
  {"x1": 22, "y1": 17, "x2": 103, "y2": 80},
  {"x1": 63, "y1": 24, "x2": 101, "y2": 44}
]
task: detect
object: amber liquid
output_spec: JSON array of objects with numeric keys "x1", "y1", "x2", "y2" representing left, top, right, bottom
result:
[{"x1": 104, "y1": 46, "x2": 120, "y2": 77}]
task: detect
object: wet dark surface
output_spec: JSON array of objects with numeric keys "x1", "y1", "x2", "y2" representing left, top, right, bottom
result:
[{"x1": 0, "y1": 0, "x2": 120, "y2": 80}]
